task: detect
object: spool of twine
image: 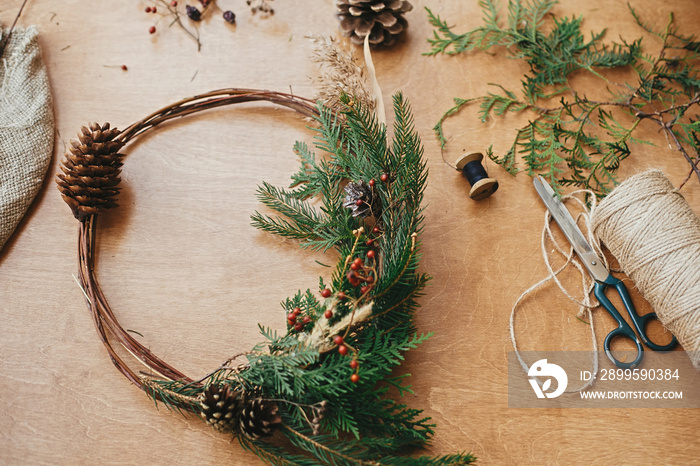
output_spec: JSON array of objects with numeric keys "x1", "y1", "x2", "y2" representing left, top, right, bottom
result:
[{"x1": 591, "y1": 170, "x2": 700, "y2": 369}]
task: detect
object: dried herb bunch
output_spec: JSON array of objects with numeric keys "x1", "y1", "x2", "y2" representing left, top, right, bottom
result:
[
  {"x1": 58, "y1": 89, "x2": 474, "y2": 465},
  {"x1": 427, "y1": 0, "x2": 700, "y2": 195},
  {"x1": 309, "y1": 35, "x2": 375, "y2": 113}
]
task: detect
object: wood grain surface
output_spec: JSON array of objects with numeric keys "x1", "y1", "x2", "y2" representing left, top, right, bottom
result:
[{"x1": 1, "y1": 0, "x2": 699, "y2": 464}]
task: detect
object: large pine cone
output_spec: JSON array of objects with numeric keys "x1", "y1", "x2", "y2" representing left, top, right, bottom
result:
[
  {"x1": 239, "y1": 398, "x2": 282, "y2": 439},
  {"x1": 336, "y1": 0, "x2": 413, "y2": 47},
  {"x1": 200, "y1": 384, "x2": 244, "y2": 433},
  {"x1": 56, "y1": 123, "x2": 124, "y2": 221}
]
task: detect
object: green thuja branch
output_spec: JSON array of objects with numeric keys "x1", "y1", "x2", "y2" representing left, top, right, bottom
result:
[{"x1": 427, "y1": 0, "x2": 700, "y2": 195}]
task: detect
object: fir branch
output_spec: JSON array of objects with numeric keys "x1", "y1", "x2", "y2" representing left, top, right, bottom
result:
[
  {"x1": 379, "y1": 453, "x2": 477, "y2": 465},
  {"x1": 142, "y1": 377, "x2": 202, "y2": 414},
  {"x1": 250, "y1": 211, "x2": 319, "y2": 242},
  {"x1": 256, "y1": 181, "x2": 325, "y2": 227},
  {"x1": 240, "y1": 93, "x2": 472, "y2": 464},
  {"x1": 238, "y1": 434, "x2": 321, "y2": 466},
  {"x1": 427, "y1": 0, "x2": 700, "y2": 194},
  {"x1": 283, "y1": 424, "x2": 374, "y2": 465}
]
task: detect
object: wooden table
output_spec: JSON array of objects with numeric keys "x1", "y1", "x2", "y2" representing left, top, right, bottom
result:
[{"x1": 1, "y1": 0, "x2": 699, "y2": 463}]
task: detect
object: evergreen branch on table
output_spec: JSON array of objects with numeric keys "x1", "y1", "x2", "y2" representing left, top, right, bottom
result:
[
  {"x1": 426, "y1": 0, "x2": 700, "y2": 195},
  {"x1": 250, "y1": 211, "x2": 320, "y2": 242}
]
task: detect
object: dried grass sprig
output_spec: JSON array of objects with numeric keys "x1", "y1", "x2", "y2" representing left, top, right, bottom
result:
[{"x1": 308, "y1": 35, "x2": 374, "y2": 113}]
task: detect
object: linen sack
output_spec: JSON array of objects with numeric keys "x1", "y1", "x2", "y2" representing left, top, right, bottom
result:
[{"x1": 0, "y1": 25, "x2": 54, "y2": 252}]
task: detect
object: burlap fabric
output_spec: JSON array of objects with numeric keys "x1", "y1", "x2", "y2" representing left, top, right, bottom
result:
[{"x1": 0, "y1": 25, "x2": 54, "y2": 253}]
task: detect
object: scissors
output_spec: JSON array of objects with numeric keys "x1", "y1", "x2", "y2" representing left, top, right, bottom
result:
[{"x1": 533, "y1": 175, "x2": 677, "y2": 368}]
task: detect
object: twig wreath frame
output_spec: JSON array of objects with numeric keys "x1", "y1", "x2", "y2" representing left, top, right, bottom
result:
[{"x1": 57, "y1": 88, "x2": 474, "y2": 465}]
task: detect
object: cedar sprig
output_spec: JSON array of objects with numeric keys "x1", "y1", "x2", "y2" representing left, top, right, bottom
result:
[{"x1": 426, "y1": 0, "x2": 700, "y2": 195}]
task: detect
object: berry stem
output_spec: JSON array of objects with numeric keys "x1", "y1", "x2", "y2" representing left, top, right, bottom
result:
[{"x1": 154, "y1": 0, "x2": 202, "y2": 50}]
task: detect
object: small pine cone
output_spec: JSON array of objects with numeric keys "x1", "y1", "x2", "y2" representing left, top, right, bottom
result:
[
  {"x1": 239, "y1": 398, "x2": 282, "y2": 439},
  {"x1": 200, "y1": 384, "x2": 244, "y2": 433},
  {"x1": 336, "y1": 0, "x2": 413, "y2": 47},
  {"x1": 56, "y1": 123, "x2": 124, "y2": 221},
  {"x1": 343, "y1": 181, "x2": 380, "y2": 218}
]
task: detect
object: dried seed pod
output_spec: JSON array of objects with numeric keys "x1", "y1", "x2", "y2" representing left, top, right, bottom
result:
[
  {"x1": 223, "y1": 10, "x2": 236, "y2": 24},
  {"x1": 186, "y1": 5, "x2": 202, "y2": 21},
  {"x1": 56, "y1": 123, "x2": 124, "y2": 220}
]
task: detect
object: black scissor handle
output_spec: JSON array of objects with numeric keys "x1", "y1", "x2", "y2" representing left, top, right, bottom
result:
[
  {"x1": 595, "y1": 281, "x2": 644, "y2": 369},
  {"x1": 602, "y1": 276, "x2": 678, "y2": 352},
  {"x1": 628, "y1": 308, "x2": 678, "y2": 352}
]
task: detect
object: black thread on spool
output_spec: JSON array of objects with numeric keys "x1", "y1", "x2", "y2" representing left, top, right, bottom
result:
[
  {"x1": 462, "y1": 160, "x2": 489, "y2": 184},
  {"x1": 455, "y1": 152, "x2": 498, "y2": 200}
]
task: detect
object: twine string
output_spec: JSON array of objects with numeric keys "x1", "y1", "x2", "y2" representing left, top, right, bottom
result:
[{"x1": 510, "y1": 189, "x2": 605, "y2": 392}]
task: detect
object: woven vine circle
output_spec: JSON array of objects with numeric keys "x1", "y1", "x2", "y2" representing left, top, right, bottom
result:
[{"x1": 58, "y1": 88, "x2": 474, "y2": 465}]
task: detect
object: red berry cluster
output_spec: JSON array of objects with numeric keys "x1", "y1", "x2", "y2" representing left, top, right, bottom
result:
[
  {"x1": 346, "y1": 250, "x2": 377, "y2": 295},
  {"x1": 143, "y1": 4, "x2": 159, "y2": 34},
  {"x1": 321, "y1": 290, "x2": 347, "y2": 320},
  {"x1": 286, "y1": 307, "x2": 311, "y2": 332},
  {"x1": 333, "y1": 335, "x2": 360, "y2": 383},
  {"x1": 365, "y1": 223, "x2": 382, "y2": 248}
]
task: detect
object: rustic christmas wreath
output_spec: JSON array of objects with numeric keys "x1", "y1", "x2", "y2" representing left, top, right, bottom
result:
[{"x1": 57, "y1": 88, "x2": 474, "y2": 464}]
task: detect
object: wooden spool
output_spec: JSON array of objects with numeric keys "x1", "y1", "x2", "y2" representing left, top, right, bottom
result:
[{"x1": 455, "y1": 152, "x2": 499, "y2": 200}]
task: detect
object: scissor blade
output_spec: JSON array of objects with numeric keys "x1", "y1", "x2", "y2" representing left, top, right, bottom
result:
[{"x1": 533, "y1": 176, "x2": 610, "y2": 283}]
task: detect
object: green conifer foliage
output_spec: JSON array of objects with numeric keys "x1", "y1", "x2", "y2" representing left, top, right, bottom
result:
[{"x1": 427, "y1": 0, "x2": 700, "y2": 195}]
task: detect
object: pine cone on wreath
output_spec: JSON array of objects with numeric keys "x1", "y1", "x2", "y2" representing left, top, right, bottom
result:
[
  {"x1": 56, "y1": 123, "x2": 124, "y2": 221},
  {"x1": 343, "y1": 180, "x2": 381, "y2": 218},
  {"x1": 239, "y1": 398, "x2": 282, "y2": 439},
  {"x1": 336, "y1": 0, "x2": 413, "y2": 47},
  {"x1": 200, "y1": 384, "x2": 245, "y2": 433}
]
